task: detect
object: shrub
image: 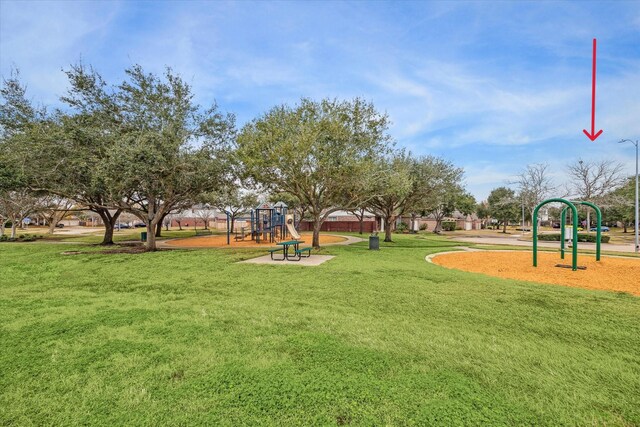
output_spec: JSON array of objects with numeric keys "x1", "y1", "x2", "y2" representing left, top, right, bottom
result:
[
  {"x1": 395, "y1": 222, "x2": 409, "y2": 233},
  {"x1": 441, "y1": 221, "x2": 456, "y2": 232},
  {"x1": 0, "y1": 234, "x2": 39, "y2": 242},
  {"x1": 419, "y1": 223, "x2": 428, "y2": 231},
  {"x1": 537, "y1": 233, "x2": 610, "y2": 243}
]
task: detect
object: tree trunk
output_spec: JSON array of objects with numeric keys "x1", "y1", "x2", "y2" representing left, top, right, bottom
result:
[
  {"x1": 358, "y1": 217, "x2": 364, "y2": 235},
  {"x1": 11, "y1": 222, "x2": 18, "y2": 238},
  {"x1": 145, "y1": 222, "x2": 157, "y2": 251},
  {"x1": 96, "y1": 209, "x2": 121, "y2": 245},
  {"x1": 312, "y1": 218, "x2": 322, "y2": 248},
  {"x1": 384, "y1": 217, "x2": 393, "y2": 242},
  {"x1": 103, "y1": 221, "x2": 115, "y2": 245},
  {"x1": 623, "y1": 222, "x2": 628, "y2": 233},
  {"x1": 177, "y1": 221, "x2": 182, "y2": 231},
  {"x1": 47, "y1": 219, "x2": 57, "y2": 234},
  {"x1": 502, "y1": 220, "x2": 507, "y2": 233},
  {"x1": 46, "y1": 210, "x2": 65, "y2": 234},
  {"x1": 230, "y1": 217, "x2": 236, "y2": 234},
  {"x1": 155, "y1": 221, "x2": 162, "y2": 237},
  {"x1": 433, "y1": 219, "x2": 443, "y2": 233}
]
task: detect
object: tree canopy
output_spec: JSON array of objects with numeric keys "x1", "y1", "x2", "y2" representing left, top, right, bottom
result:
[
  {"x1": 487, "y1": 186, "x2": 519, "y2": 233},
  {"x1": 237, "y1": 97, "x2": 392, "y2": 248}
]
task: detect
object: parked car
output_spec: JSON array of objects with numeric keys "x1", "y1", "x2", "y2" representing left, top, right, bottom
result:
[
  {"x1": 590, "y1": 226, "x2": 610, "y2": 232},
  {"x1": 55, "y1": 223, "x2": 64, "y2": 228},
  {"x1": 115, "y1": 223, "x2": 132, "y2": 230},
  {"x1": 134, "y1": 223, "x2": 146, "y2": 228}
]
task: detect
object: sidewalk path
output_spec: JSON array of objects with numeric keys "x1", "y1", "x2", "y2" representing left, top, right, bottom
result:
[
  {"x1": 324, "y1": 235, "x2": 365, "y2": 246},
  {"x1": 450, "y1": 236, "x2": 638, "y2": 254}
]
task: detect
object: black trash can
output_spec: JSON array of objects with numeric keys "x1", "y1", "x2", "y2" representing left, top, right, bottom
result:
[
  {"x1": 369, "y1": 234, "x2": 379, "y2": 250},
  {"x1": 141, "y1": 231, "x2": 147, "y2": 242}
]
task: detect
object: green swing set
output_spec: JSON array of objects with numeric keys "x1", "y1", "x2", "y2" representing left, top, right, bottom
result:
[{"x1": 532, "y1": 198, "x2": 602, "y2": 271}]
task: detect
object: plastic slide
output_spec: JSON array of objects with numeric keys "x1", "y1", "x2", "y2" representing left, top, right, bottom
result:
[{"x1": 285, "y1": 214, "x2": 301, "y2": 240}]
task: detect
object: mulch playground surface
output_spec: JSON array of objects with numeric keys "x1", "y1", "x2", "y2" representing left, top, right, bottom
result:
[
  {"x1": 432, "y1": 251, "x2": 640, "y2": 296},
  {"x1": 165, "y1": 232, "x2": 347, "y2": 248}
]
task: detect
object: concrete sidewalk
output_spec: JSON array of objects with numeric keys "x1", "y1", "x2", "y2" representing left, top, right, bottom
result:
[
  {"x1": 240, "y1": 254, "x2": 335, "y2": 266},
  {"x1": 450, "y1": 236, "x2": 638, "y2": 254}
]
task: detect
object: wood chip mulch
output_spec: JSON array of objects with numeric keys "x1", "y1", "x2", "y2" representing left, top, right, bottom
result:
[{"x1": 432, "y1": 251, "x2": 640, "y2": 296}]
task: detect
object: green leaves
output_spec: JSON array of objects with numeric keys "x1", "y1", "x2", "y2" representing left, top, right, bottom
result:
[
  {"x1": 487, "y1": 187, "x2": 520, "y2": 227},
  {"x1": 237, "y1": 98, "x2": 393, "y2": 246}
]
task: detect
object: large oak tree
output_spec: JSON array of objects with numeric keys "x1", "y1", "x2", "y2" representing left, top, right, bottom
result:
[
  {"x1": 237, "y1": 98, "x2": 392, "y2": 248},
  {"x1": 102, "y1": 66, "x2": 235, "y2": 250}
]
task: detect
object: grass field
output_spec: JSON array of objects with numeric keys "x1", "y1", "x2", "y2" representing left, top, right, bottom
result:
[{"x1": 1, "y1": 234, "x2": 639, "y2": 425}]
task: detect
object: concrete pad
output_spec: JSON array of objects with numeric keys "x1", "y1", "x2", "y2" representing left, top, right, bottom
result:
[{"x1": 240, "y1": 254, "x2": 335, "y2": 266}]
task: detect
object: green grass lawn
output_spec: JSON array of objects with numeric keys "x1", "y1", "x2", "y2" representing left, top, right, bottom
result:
[{"x1": 1, "y1": 234, "x2": 639, "y2": 426}]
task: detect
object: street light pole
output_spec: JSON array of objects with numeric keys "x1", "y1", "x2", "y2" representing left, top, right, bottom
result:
[
  {"x1": 619, "y1": 139, "x2": 639, "y2": 253},
  {"x1": 522, "y1": 197, "x2": 525, "y2": 235}
]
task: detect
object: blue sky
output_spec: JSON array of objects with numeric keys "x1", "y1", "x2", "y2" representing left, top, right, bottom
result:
[{"x1": 1, "y1": 0, "x2": 639, "y2": 200}]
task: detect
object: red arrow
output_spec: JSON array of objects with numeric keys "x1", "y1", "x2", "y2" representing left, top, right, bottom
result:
[{"x1": 583, "y1": 38, "x2": 603, "y2": 141}]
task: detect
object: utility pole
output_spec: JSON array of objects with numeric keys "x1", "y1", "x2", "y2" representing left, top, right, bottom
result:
[{"x1": 619, "y1": 139, "x2": 639, "y2": 253}]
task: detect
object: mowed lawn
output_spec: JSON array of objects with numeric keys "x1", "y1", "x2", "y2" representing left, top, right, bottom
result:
[{"x1": 1, "y1": 234, "x2": 639, "y2": 426}]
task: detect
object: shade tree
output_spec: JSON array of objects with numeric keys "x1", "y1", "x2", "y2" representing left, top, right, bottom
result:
[
  {"x1": 413, "y1": 157, "x2": 472, "y2": 233},
  {"x1": 487, "y1": 187, "x2": 520, "y2": 233},
  {"x1": 62, "y1": 64, "x2": 235, "y2": 250},
  {"x1": 601, "y1": 177, "x2": 635, "y2": 232},
  {"x1": 367, "y1": 151, "x2": 415, "y2": 242},
  {"x1": 237, "y1": 97, "x2": 392, "y2": 248},
  {"x1": 0, "y1": 71, "x2": 50, "y2": 238}
]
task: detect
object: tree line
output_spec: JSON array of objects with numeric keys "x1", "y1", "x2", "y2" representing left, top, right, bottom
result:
[
  {"x1": 0, "y1": 65, "x2": 473, "y2": 249},
  {"x1": 480, "y1": 161, "x2": 632, "y2": 232}
]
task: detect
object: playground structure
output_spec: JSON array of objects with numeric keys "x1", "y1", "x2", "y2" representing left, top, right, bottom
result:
[
  {"x1": 250, "y1": 202, "x2": 286, "y2": 243},
  {"x1": 225, "y1": 201, "x2": 295, "y2": 245},
  {"x1": 168, "y1": 200, "x2": 347, "y2": 249},
  {"x1": 532, "y1": 198, "x2": 602, "y2": 271},
  {"x1": 285, "y1": 214, "x2": 301, "y2": 240}
]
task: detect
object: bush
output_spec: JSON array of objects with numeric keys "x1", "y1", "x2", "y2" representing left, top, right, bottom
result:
[
  {"x1": 441, "y1": 221, "x2": 456, "y2": 232},
  {"x1": 419, "y1": 223, "x2": 428, "y2": 231},
  {"x1": 0, "y1": 234, "x2": 40, "y2": 243},
  {"x1": 537, "y1": 233, "x2": 610, "y2": 243},
  {"x1": 395, "y1": 222, "x2": 409, "y2": 233}
]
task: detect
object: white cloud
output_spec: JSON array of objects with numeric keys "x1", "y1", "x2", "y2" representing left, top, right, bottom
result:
[{"x1": 0, "y1": 1, "x2": 121, "y2": 103}]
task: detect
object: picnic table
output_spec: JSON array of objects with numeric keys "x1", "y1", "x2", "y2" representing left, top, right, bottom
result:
[{"x1": 267, "y1": 240, "x2": 310, "y2": 261}]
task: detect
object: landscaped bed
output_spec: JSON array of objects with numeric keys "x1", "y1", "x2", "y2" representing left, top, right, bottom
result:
[{"x1": 165, "y1": 231, "x2": 347, "y2": 248}]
